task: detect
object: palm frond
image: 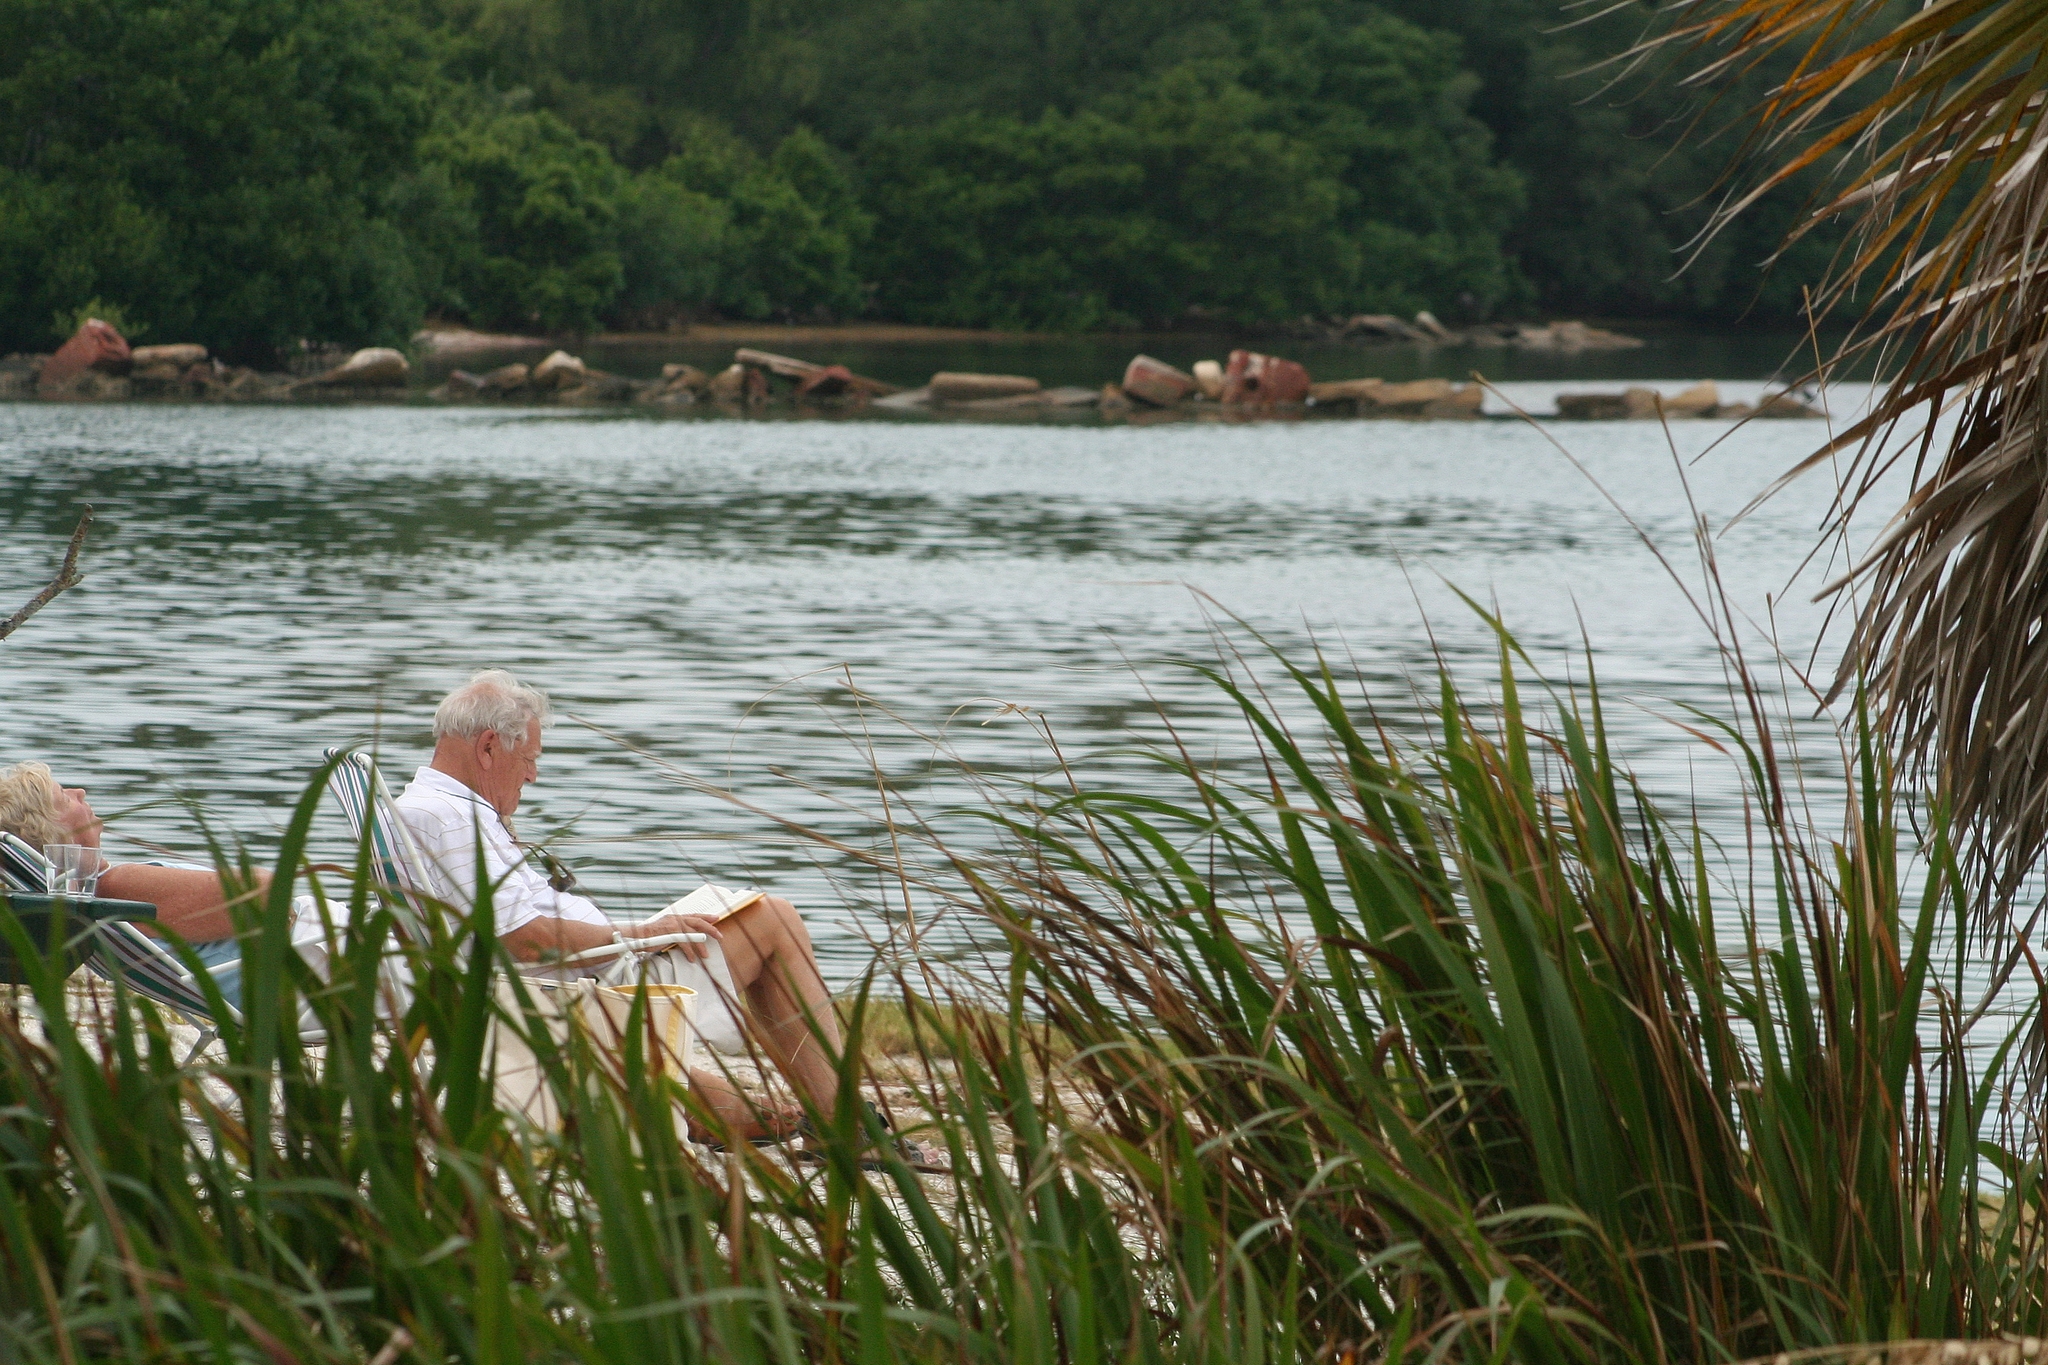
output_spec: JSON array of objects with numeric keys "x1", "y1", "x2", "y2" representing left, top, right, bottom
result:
[{"x1": 1658, "y1": 0, "x2": 2048, "y2": 905}]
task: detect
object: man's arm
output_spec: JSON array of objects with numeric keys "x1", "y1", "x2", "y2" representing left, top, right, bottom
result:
[
  {"x1": 499, "y1": 910, "x2": 724, "y2": 964},
  {"x1": 98, "y1": 863, "x2": 272, "y2": 942}
]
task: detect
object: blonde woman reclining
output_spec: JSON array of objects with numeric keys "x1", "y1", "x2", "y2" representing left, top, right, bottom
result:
[{"x1": 0, "y1": 761, "x2": 272, "y2": 1007}]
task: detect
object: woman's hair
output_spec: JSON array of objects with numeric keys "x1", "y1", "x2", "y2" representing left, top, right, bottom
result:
[
  {"x1": 0, "y1": 761, "x2": 65, "y2": 849},
  {"x1": 433, "y1": 668, "x2": 554, "y2": 743}
]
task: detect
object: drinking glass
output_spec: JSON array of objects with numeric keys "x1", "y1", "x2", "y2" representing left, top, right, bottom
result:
[{"x1": 43, "y1": 844, "x2": 102, "y2": 902}]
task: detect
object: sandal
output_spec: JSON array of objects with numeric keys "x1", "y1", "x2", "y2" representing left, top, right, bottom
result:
[
  {"x1": 795, "y1": 1100, "x2": 951, "y2": 1174},
  {"x1": 690, "y1": 1103, "x2": 806, "y2": 1153}
]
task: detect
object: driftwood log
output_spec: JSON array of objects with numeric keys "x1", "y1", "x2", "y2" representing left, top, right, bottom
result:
[{"x1": 0, "y1": 508, "x2": 93, "y2": 644}]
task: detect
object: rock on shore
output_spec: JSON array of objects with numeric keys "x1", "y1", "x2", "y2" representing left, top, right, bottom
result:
[
  {"x1": 39, "y1": 320, "x2": 131, "y2": 393},
  {"x1": 302, "y1": 347, "x2": 409, "y2": 389},
  {"x1": 1552, "y1": 382, "x2": 1819, "y2": 420},
  {"x1": 929, "y1": 372, "x2": 1040, "y2": 404},
  {"x1": 1222, "y1": 350, "x2": 1311, "y2": 406}
]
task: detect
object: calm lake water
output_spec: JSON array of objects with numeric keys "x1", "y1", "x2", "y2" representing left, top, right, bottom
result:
[{"x1": 0, "y1": 374, "x2": 1909, "y2": 992}]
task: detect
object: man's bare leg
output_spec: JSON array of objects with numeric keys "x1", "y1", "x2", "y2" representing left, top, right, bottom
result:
[{"x1": 706, "y1": 896, "x2": 844, "y2": 1116}]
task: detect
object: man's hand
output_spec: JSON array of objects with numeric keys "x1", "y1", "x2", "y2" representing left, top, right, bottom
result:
[{"x1": 622, "y1": 912, "x2": 723, "y2": 961}]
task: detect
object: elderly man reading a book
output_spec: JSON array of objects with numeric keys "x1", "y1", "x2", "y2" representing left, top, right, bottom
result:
[{"x1": 395, "y1": 669, "x2": 928, "y2": 1159}]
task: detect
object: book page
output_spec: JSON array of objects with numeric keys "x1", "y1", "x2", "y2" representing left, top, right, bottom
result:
[{"x1": 659, "y1": 884, "x2": 765, "y2": 923}]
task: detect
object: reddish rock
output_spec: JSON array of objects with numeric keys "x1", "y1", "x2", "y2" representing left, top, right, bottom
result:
[
  {"x1": 39, "y1": 320, "x2": 132, "y2": 391},
  {"x1": 1221, "y1": 350, "x2": 1310, "y2": 406},
  {"x1": 796, "y1": 365, "x2": 856, "y2": 399},
  {"x1": 1121, "y1": 355, "x2": 1196, "y2": 407}
]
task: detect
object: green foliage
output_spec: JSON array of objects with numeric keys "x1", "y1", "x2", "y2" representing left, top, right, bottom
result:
[
  {"x1": 0, "y1": 0, "x2": 441, "y2": 362},
  {"x1": 418, "y1": 104, "x2": 628, "y2": 333},
  {"x1": 865, "y1": 27, "x2": 1519, "y2": 330},
  {"x1": 49, "y1": 297, "x2": 148, "y2": 344},
  {"x1": 651, "y1": 124, "x2": 869, "y2": 321},
  {"x1": 0, "y1": 0, "x2": 1859, "y2": 348}
]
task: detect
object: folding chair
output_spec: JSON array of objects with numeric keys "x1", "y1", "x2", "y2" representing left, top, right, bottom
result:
[{"x1": 0, "y1": 830, "x2": 290, "y2": 1063}]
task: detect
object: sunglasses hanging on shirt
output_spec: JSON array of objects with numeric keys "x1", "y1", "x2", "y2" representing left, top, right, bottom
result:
[{"x1": 516, "y1": 843, "x2": 580, "y2": 893}]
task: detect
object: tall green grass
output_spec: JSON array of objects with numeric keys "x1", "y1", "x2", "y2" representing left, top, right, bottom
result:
[{"x1": 0, "y1": 627, "x2": 2038, "y2": 1363}]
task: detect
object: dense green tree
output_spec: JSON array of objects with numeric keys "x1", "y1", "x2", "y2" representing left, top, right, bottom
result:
[
  {"x1": 419, "y1": 0, "x2": 1844, "y2": 326},
  {"x1": 417, "y1": 104, "x2": 627, "y2": 332},
  {"x1": 650, "y1": 125, "x2": 868, "y2": 321},
  {"x1": 0, "y1": 0, "x2": 441, "y2": 360},
  {"x1": 0, "y1": 0, "x2": 1864, "y2": 347},
  {"x1": 863, "y1": 16, "x2": 1519, "y2": 329}
]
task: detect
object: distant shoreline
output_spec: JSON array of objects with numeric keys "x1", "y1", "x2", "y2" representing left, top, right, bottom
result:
[{"x1": 415, "y1": 321, "x2": 1060, "y2": 353}]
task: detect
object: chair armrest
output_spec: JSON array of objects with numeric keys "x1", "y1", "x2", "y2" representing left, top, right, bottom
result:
[{"x1": 558, "y1": 931, "x2": 709, "y2": 966}]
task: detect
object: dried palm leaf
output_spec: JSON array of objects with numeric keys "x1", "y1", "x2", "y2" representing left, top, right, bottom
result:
[{"x1": 1648, "y1": 0, "x2": 2048, "y2": 907}]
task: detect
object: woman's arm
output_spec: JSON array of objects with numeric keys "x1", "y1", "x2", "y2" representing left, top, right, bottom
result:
[{"x1": 96, "y1": 863, "x2": 272, "y2": 942}]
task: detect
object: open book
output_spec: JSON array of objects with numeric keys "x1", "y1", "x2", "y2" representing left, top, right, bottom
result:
[{"x1": 657, "y1": 883, "x2": 765, "y2": 923}]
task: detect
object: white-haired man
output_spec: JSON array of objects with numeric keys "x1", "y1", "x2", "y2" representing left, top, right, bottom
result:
[{"x1": 394, "y1": 669, "x2": 930, "y2": 1160}]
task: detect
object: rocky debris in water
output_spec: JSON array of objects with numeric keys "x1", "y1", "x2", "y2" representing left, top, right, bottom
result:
[
  {"x1": 1412, "y1": 310, "x2": 1453, "y2": 342},
  {"x1": 950, "y1": 386, "x2": 1099, "y2": 411},
  {"x1": 131, "y1": 343, "x2": 207, "y2": 369},
  {"x1": 477, "y1": 363, "x2": 526, "y2": 392},
  {"x1": 1099, "y1": 383, "x2": 1133, "y2": 410},
  {"x1": 636, "y1": 363, "x2": 707, "y2": 408},
  {"x1": 1554, "y1": 391, "x2": 1633, "y2": 420},
  {"x1": 130, "y1": 358, "x2": 203, "y2": 394},
  {"x1": 1424, "y1": 384, "x2": 1485, "y2": 419},
  {"x1": 224, "y1": 367, "x2": 296, "y2": 401},
  {"x1": 1222, "y1": 349, "x2": 1311, "y2": 406},
  {"x1": 796, "y1": 364, "x2": 858, "y2": 400},
  {"x1": 1308, "y1": 376, "x2": 1482, "y2": 419},
  {"x1": 303, "y1": 347, "x2": 409, "y2": 389},
  {"x1": 1719, "y1": 391, "x2": 1823, "y2": 421},
  {"x1": 736, "y1": 347, "x2": 895, "y2": 399},
  {"x1": 1550, "y1": 381, "x2": 1817, "y2": 420},
  {"x1": 1664, "y1": 381, "x2": 1718, "y2": 416},
  {"x1": 1192, "y1": 359, "x2": 1225, "y2": 400},
  {"x1": 40, "y1": 319, "x2": 132, "y2": 393},
  {"x1": 706, "y1": 363, "x2": 769, "y2": 405},
  {"x1": 432, "y1": 369, "x2": 497, "y2": 401},
  {"x1": 530, "y1": 350, "x2": 587, "y2": 390},
  {"x1": 873, "y1": 386, "x2": 931, "y2": 409},
  {"x1": 555, "y1": 371, "x2": 639, "y2": 405},
  {"x1": 0, "y1": 354, "x2": 42, "y2": 399},
  {"x1": 1757, "y1": 391, "x2": 1823, "y2": 418},
  {"x1": 1121, "y1": 355, "x2": 1197, "y2": 407},
  {"x1": 1516, "y1": 320, "x2": 1642, "y2": 351},
  {"x1": 930, "y1": 371, "x2": 1040, "y2": 404}
]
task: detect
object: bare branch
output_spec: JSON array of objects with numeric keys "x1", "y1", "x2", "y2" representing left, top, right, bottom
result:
[{"x1": 0, "y1": 508, "x2": 95, "y2": 643}]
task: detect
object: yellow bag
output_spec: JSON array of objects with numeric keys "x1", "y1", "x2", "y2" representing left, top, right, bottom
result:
[{"x1": 488, "y1": 977, "x2": 698, "y2": 1136}]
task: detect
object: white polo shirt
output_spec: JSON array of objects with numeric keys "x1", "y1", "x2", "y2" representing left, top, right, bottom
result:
[{"x1": 392, "y1": 766, "x2": 609, "y2": 937}]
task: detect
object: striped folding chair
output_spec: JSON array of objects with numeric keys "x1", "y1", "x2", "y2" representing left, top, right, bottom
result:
[
  {"x1": 322, "y1": 748, "x2": 436, "y2": 944},
  {"x1": 0, "y1": 830, "x2": 265, "y2": 1063}
]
